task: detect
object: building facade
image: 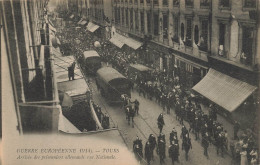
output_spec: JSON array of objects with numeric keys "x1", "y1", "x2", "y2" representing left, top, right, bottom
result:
[
  {"x1": 109, "y1": 0, "x2": 259, "y2": 89},
  {"x1": 1, "y1": 0, "x2": 61, "y2": 134}
]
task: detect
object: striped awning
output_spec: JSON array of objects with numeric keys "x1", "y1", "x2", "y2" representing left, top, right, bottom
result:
[{"x1": 192, "y1": 68, "x2": 257, "y2": 112}]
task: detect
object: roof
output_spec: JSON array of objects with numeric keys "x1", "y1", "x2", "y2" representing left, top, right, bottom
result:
[
  {"x1": 129, "y1": 64, "x2": 152, "y2": 72},
  {"x1": 58, "y1": 78, "x2": 90, "y2": 94},
  {"x1": 83, "y1": 50, "x2": 100, "y2": 59},
  {"x1": 97, "y1": 67, "x2": 127, "y2": 84},
  {"x1": 192, "y1": 68, "x2": 257, "y2": 112}
]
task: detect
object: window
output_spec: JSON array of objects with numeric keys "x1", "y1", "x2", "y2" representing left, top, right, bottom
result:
[
  {"x1": 185, "y1": 0, "x2": 194, "y2": 7},
  {"x1": 146, "y1": 0, "x2": 150, "y2": 4},
  {"x1": 153, "y1": 0, "x2": 158, "y2": 5},
  {"x1": 194, "y1": 25, "x2": 199, "y2": 44},
  {"x1": 200, "y1": 20, "x2": 208, "y2": 51},
  {"x1": 135, "y1": 11, "x2": 139, "y2": 30},
  {"x1": 218, "y1": 23, "x2": 226, "y2": 57},
  {"x1": 173, "y1": 0, "x2": 179, "y2": 6},
  {"x1": 126, "y1": 9, "x2": 129, "y2": 26},
  {"x1": 241, "y1": 27, "x2": 254, "y2": 65},
  {"x1": 118, "y1": 8, "x2": 121, "y2": 24},
  {"x1": 147, "y1": 12, "x2": 151, "y2": 33},
  {"x1": 130, "y1": 9, "x2": 133, "y2": 30},
  {"x1": 181, "y1": 23, "x2": 184, "y2": 40},
  {"x1": 122, "y1": 9, "x2": 125, "y2": 25},
  {"x1": 172, "y1": 17, "x2": 179, "y2": 42},
  {"x1": 163, "y1": 14, "x2": 168, "y2": 39},
  {"x1": 154, "y1": 13, "x2": 159, "y2": 35},
  {"x1": 125, "y1": 0, "x2": 128, "y2": 3},
  {"x1": 140, "y1": 0, "x2": 144, "y2": 3},
  {"x1": 200, "y1": 0, "x2": 210, "y2": 8},
  {"x1": 134, "y1": 0, "x2": 137, "y2": 4},
  {"x1": 141, "y1": 12, "x2": 144, "y2": 32},
  {"x1": 129, "y1": 0, "x2": 132, "y2": 4},
  {"x1": 244, "y1": 0, "x2": 256, "y2": 8},
  {"x1": 163, "y1": 0, "x2": 168, "y2": 6},
  {"x1": 219, "y1": 0, "x2": 230, "y2": 8},
  {"x1": 185, "y1": 18, "x2": 192, "y2": 46}
]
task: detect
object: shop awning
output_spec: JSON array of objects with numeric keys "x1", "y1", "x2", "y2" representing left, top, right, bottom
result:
[
  {"x1": 123, "y1": 37, "x2": 142, "y2": 50},
  {"x1": 69, "y1": 14, "x2": 74, "y2": 19},
  {"x1": 86, "y1": 22, "x2": 99, "y2": 32},
  {"x1": 110, "y1": 33, "x2": 142, "y2": 50},
  {"x1": 89, "y1": 25, "x2": 99, "y2": 32},
  {"x1": 109, "y1": 35, "x2": 125, "y2": 48},
  {"x1": 192, "y1": 68, "x2": 257, "y2": 112},
  {"x1": 80, "y1": 20, "x2": 87, "y2": 25}
]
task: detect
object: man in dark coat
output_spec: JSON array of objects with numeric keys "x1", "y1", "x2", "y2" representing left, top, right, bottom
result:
[
  {"x1": 157, "y1": 113, "x2": 165, "y2": 133},
  {"x1": 182, "y1": 134, "x2": 192, "y2": 161},
  {"x1": 145, "y1": 141, "x2": 153, "y2": 165},
  {"x1": 148, "y1": 134, "x2": 157, "y2": 160},
  {"x1": 233, "y1": 121, "x2": 240, "y2": 140},
  {"x1": 134, "y1": 99, "x2": 140, "y2": 115},
  {"x1": 168, "y1": 143, "x2": 179, "y2": 165},
  {"x1": 202, "y1": 132, "x2": 210, "y2": 158},
  {"x1": 158, "y1": 139, "x2": 166, "y2": 164},
  {"x1": 133, "y1": 136, "x2": 143, "y2": 162}
]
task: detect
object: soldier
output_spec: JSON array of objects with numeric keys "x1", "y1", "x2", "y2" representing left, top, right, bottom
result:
[
  {"x1": 180, "y1": 125, "x2": 189, "y2": 140},
  {"x1": 134, "y1": 99, "x2": 140, "y2": 115},
  {"x1": 145, "y1": 141, "x2": 153, "y2": 165},
  {"x1": 148, "y1": 134, "x2": 157, "y2": 160},
  {"x1": 158, "y1": 139, "x2": 166, "y2": 164},
  {"x1": 175, "y1": 98, "x2": 181, "y2": 121},
  {"x1": 194, "y1": 117, "x2": 200, "y2": 140},
  {"x1": 133, "y1": 136, "x2": 143, "y2": 162},
  {"x1": 182, "y1": 134, "x2": 192, "y2": 161},
  {"x1": 169, "y1": 128, "x2": 178, "y2": 144},
  {"x1": 216, "y1": 133, "x2": 224, "y2": 157},
  {"x1": 168, "y1": 143, "x2": 179, "y2": 165},
  {"x1": 202, "y1": 132, "x2": 210, "y2": 158},
  {"x1": 180, "y1": 106, "x2": 185, "y2": 125},
  {"x1": 157, "y1": 113, "x2": 165, "y2": 133}
]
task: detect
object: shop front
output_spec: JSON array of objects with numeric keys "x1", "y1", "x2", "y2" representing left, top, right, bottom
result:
[{"x1": 174, "y1": 55, "x2": 208, "y2": 89}]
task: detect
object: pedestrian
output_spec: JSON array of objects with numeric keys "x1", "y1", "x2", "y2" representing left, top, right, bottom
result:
[
  {"x1": 68, "y1": 61, "x2": 76, "y2": 80},
  {"x1": 169, "y1": 128, "x2": 178, "y2": 144},
  {"x1": 216, "y1": 133, "x2": 225, "y2": 157},
  {"x1": 168, "y1": 143, "x2": 179, "y2": 165},
  {"x1": 158, "y1": 139, "x2": 166, "y2": 164},
  {"x1": 157, "y1": 113, "x2": 165, "y2": 133},
  {"x1": 148, "y1": 134, "x2": 157, "y2": 160},
  {"x1": 182, "y1": 134, "x2": 192, "y2": 161},
  {"x1": 240, "y1": 147, "x2": 248, "y2": 165},
  {"x1": 234, "y1": 121, "x2": 240, "y2": 140},
  {"x1": 145, "y1": 141, "x2": 153, "y2": 165},
  {"x1": 134, "y1": 99, "x2": 140, "y2": 115},
  {"x1": 133, "y1": 136, "x2": 143, "y2": 162},
  {"x1": 202, "y1": 132, "x2": 209, "y2": 158}
]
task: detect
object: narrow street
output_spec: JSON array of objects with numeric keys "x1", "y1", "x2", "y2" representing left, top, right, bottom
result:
[{"x1": 87, "y1": 73, "x2": 232, "y2": 165}]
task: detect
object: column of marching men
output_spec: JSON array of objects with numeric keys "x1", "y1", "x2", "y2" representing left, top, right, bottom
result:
[{"x1": 54, "y1": 17, "x2": 258, "y2": 165}]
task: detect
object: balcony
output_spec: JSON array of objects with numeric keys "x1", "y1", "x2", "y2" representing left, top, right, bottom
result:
[
  {"x1": 200, "y1": 0, "x2": 210, "y2": 9},
  {"x1": 185, "y1": 45, "x2": 193, "y2": 54}
]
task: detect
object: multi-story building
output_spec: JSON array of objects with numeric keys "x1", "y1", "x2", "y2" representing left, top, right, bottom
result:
[{"x1": 1, "y1": 0, "x2": 61, "y2": 134}]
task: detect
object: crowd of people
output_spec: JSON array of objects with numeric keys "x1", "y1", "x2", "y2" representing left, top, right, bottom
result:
[{"x1": 53, "y1": 14, "x2": 258, "y2": 165}]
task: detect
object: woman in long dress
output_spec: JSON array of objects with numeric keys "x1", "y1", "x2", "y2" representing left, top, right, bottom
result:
[{"x1": 240, "y1": 148, "x2": 248, "y2": 165}]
